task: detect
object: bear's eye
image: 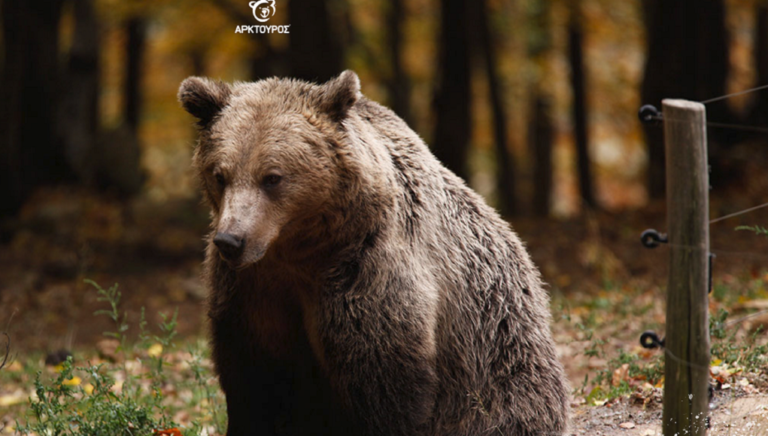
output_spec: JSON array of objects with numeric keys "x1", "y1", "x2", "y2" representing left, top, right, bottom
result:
[
  {"x1": 214, "y1": 172, "x2": 226, "y2": 189},
  {"x1": 262, "y1": 174, "x2": 282, "y2": 188}
]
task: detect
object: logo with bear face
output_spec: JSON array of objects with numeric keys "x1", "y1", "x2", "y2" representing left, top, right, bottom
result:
[{"x1": 249, "y1": 0, "x2": 276, "y2": 23}]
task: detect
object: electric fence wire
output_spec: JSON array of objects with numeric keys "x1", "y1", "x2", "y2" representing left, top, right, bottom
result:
[
  {"x1": 644, "y1": 83, "x2": 768, "y2": 133},
  {"x1": 700, "y1": 83, "x2": 768, "y2": 104},
  {"x1": 632, "y1": 84, "x2": 768, "y2": 370},
  {"x1": 643, "y1": 84, "x2": 768, "y2": 228},
  {"x1": 656, "y1": 242, "x2": 768, "y2": 260},
  {"x1": 710, "y1": 202, "x2": 768, "y2": 224},
  {"x1": 646, "y1": 114, "x2": 768, "y2": 135}
]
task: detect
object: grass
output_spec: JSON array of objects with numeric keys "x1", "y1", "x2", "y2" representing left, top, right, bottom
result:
[
  {"x1": 736, "y1": 225, "x2": 768, "y2": 237},
  {"x1": 560, "y1": 272, "x2": 768, "y2": 406},
  {"x1": 1, "y1": 280, "x2": 226, "y2": 436},
  {"x1": 2, "y1": 270, "x2": 768, "y2": 433}
]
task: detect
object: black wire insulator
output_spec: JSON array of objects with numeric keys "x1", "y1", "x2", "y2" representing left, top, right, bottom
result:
[
  {"x1": 638, "y1": 104, "x2": 662, "y2": 124},
  {"x1": 640, "y1": 331, "x2": 665, "y2": 349},
  {"x1": 641, "y1": 229, "x2": 668, "y2": 249}
]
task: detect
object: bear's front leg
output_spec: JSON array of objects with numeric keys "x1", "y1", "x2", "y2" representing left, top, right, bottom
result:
[
  {"x1": 212, "y1": 317, "x2": 288, "y2": 436},
  {"x1": 318, "y1": 275, "x2": 439, "y2": 436}
]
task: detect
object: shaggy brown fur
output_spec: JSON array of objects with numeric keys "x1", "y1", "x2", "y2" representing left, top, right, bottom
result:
[{"x1": 178, "y1": 71, "x2": 569, "y2": 436}]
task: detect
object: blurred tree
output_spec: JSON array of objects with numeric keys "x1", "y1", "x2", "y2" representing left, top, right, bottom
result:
[
  {"x1": 0, "y1": 0, "x2": 70, "y2": 218},
  {"x1": 433, "y1": 0, "x2": 471, "y2": 182},
  {"x1": 567, "y1": 1, "x2": 596, "y2": 209},
  {"x1": 641, "y1": 0, "x2": 729, "y2": 199},
  {"x1": 530, "y1": 97, "x2": 553, "y2": 217},
  {"x1": 59, "y1": 0, "x2": 101, "y2": 181},
  {"x1": 190, "y1": 48, "x2": 206, "y2": 77},
  {"x1": 288, "y1": 0, "x2": 342, "y2": 81},
  {"x1": 527, "y1": 0, "x2": 553, "y2": 217},
  {"x1": 250, "y1": 41, "x2": 289, "y2": 80},
  {"x1": 125, "y1": 17, "x2": 146, "y2": 133},
  {"x1": 386, "y1": 0, "x2": 412, "y2": 126},
  {"x1": 474, "y1": 0, "x2": 518, "y2": 216},
  {"x1": 750, "y1": 2, "x2": 768, "y2": 126},
  {"x1": 87, "y1": 6, "x2": 145, "y2": 196}
]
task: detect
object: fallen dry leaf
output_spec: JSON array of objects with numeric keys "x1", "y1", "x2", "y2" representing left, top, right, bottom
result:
[
  {"x1": 62, "y1": 376, "x2": 81, "y2": 386},
  {"x1": 0, "y1": 390, "x2": 26, "y2": 407},
  {"x1": 732, "y1": 300, "x2": 768, "y2": 310},
  {"x1": 588, "y1": 358, "x2": 607, "y2": 370},
  {"x1": 612, "y1": 363, "x2": 630, "y2": 387},
  {"x1": 147, "y1": 343, "x2": 163, "y2": 358},
  {"x1": 96, "y1": 339, "x2": 121, "y2": 361},
  {"x1": 154, "y1": 428, "x2": 182, "y2": 436}
]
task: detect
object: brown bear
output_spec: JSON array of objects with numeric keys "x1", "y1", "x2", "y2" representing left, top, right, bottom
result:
[{"x1": 178, "y1": 71, "x2": 569, "y2": 436}]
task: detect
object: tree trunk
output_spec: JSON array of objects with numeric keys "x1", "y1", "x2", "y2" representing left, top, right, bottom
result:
[
  {"x1": 88, "y1": 15, "x2": 145, "y2": 196},
  {"x1": 249, "y1": 40, "x2": 288, "y2": 80},
  {"x1": 568, "y1": 2, "x2": 596, "y2": 209},
  {"x1": 288, "y1": 0, "x2": 342, "y2": 82},
  {"x1": 191, "y1": 49, "x2": 206, "y2": 77},
  {"x1": 527, "y1": 0, "x2": 554, "y2": 217},
  {"x1": 475, "y1": 0, "x2": 517, "y2": 216},
  {"x1": 386, "y1": 0, "x2": 412, "y2": 126},
  {"x1": 640, "y1": 0, "x2": 729, "y2": 199},
  {"x1": 0, "y1": 1, "x2": 28, "y2": 217},
  {"x1": 125, "y1": 17, "x2": 147, "y2": 133},
  {"x1": 530, "y1": 96, "x2": 553, "y2": 217},
  {"x1": 433, "y1": 0, "x2": 471, "y2": 182},
  {"x1": 0, "y1": 0, "x2": 67, "y2": 218},
  {"x1": 59, "y1": 0, "x2": 100, "y2": 181},
  {"x1": 750, "y1": 4, "x2": 768, "y2": 126}
]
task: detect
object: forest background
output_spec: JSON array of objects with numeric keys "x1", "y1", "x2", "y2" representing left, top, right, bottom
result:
[
  {"x1": 7, "y1": 0, "x2": 768, "y2": 218},
  {"x1": 2, "y1": 0, "x2": 768, "y2": 433}
]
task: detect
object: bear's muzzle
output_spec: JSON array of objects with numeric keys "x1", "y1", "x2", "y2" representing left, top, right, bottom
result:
[{"x1": 213, "y1": 232, "x2": 245, "y2": 262}]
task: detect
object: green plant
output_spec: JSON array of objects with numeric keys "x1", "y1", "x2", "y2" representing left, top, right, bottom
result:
[
  {"x1": 710, "y1": 309, "x2": 768, "y2": 373},
  {"x1": 572, "y1": 320, "x2": 608, "y2": 398},
  {"x1": 576, "y1": 322, "x2": 605, "y2": 358},
  {"x1": 710, "y1": 308, "x2": 730, "y2": 340},
  {"x1": 185, "y1": 342, "x2": 227, "y2": 434},
  {"x1": 584, "y1": 348, "x2": 663, "y2": 405},
  {"x1": 16, "y1": 356, "x2": 174, "y2": 436},
  {"x1": 736, "y1": 225, "x2": 768, "y2": 237},
  {"x1": 14, "y1": 280, "x2": 226, "y2": 436},
  {"x1": 712, "y1": 283, "x2": 729, "y2": 302},
  {"x1": 598, "y1": 349, "x2": 663, "y2": 386},
  {"x1": 145, "y1": 307, "x2": 179, "y2": 378}
]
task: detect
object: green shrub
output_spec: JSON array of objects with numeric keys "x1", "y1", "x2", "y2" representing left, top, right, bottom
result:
[{"x1": 14, "y1": 280, "x2": 226, "y2": 436}]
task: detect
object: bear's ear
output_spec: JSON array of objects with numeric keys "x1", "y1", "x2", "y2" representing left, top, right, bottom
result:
[
  {"x1": 178, "y1": 77, "x2": 232, "y2": 127},
  {"x1": 316, "y1": 70, "x2": 361, "y2": 121}
]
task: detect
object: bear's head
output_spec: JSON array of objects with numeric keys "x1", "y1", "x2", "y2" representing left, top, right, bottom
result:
[{"x1": 178, "y1": 71, "x2": 361, "y2": 268}]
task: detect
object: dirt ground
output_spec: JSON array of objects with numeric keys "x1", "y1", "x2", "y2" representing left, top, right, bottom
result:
[
  {"x1": 1, "y1": 185, "x2": 768, "y2": 434},
  {"x1": 569, "y1": 389, "x2": 768, "y2": 436}
]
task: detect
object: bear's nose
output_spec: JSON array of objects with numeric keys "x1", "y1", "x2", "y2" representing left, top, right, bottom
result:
[{"x1": 213, "y1": 232, "x2": 245, "y2": 261}]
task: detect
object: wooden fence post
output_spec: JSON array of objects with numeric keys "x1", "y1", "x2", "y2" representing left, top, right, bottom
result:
[{"x1": 661, "y1": 99, "x2": 710, "y2": 436}]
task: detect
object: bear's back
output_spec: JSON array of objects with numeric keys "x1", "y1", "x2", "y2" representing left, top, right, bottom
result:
[{"x1": 352, "y1": 98, "x2": 569, "y2": 435}]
